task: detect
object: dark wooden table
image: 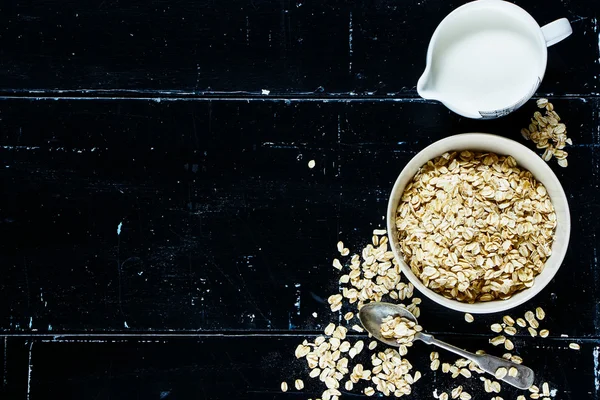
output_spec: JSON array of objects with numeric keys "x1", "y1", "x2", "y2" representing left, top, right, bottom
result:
[{"x1": 0, "y1": 1, "x2": 599, "y2": 399}]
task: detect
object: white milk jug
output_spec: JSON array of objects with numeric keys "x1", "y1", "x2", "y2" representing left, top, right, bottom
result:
[{"x1": 417, "y1": 0, "x2": 572, "y2": 119}]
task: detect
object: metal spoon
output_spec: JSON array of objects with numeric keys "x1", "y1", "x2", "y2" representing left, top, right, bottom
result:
[{"x1": 358, "y1": 302, "x2": 535, "y2": 390}]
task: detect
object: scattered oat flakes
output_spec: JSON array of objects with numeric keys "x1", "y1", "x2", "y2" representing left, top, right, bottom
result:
[
  {"x1": 529, "y1": 385, "x2": 539, "y2": 393},
  {"x1": 516, "y1": 318, "x2": 527, "y2": 328},
  {"x1": 491, "y1": 380, "x2": 501, "y2": 393},
  {"x1": 295, "y1": 379, "x2": 304, "y2": 390},
  {"x1": 542, "y1": 382, "x2": 550, "y2": 396},
  {"x1": 509, "y1": 367, "x2": 518, "y2": 377},
  {"x1": 569, "y1": 343, "x2": 580, "y2": 350},
  {"x1": 491, "y1": 323, "x2": 503, "y2": 333},
  {"x1": 328, "y1": 294, "x2": 343, "y2": 312},
  {"x1": 524, "y1": 311, "x2": 535, "y2": 322},
  {"x1": 324, "y1": 323, "x2": 336, "y2": 336},
  {"x1": 504, "y1": 339, "x2": 514, "y2": 351},
  {"x1": 490, "y1": 335, "x2": 506, "y2": 346},
  {"x1": 464, "y1": 313, "x2": 474, "y2": 323},
  {"x1": 539, "y1": 329, "x2": 549, "y2": 338},
  {"x1": 286, "y1": 225, "x2": 562, "y2": 400},
  {"x1": 451, "y1": 385, "x2": 463, "y2": 399},
  {"x1": 295, "y1": 344, "x2": 310, "y2": 358},
  {"x1": 535, "y1": 307, "x2": 546, "y2": 320},
  {"x1": 511, "y1": 355, "x2": 523, "y2": 364},
  {"x1": 528, "y1": 327, "x2": 538, "y2": 337},
  {"x1": 281, "y1": 381, "x2": 288, "y2": 392},
  {"x1": 504, "y1": 326, "x2": 517, "y2": 336},
  {"x1": 332, "y1": 258, "x2": 343, "y2": 271},
  {"x1": 351, "y1": 324, "x2": 364, "y2": 332},
  {"x1": 529, "y1": 318, "x2": 540, "y2": 329},
  {"x1": 522, "y1": 99, "x2": 571, "y2": 167},
  {"x1": 503, "y1": 315, "x2": 515, "y2": 326},
  {"x1": 339, "y1": 341, "x2": 351, "y2": 353},
  {"x1": 333, "y1": 326, "x2": 347, "y2": 340}
]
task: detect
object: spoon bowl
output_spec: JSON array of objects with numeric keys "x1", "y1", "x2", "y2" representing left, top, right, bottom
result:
[{"x1": 358, "y1": 302, "x2": 418, "y2": 347}]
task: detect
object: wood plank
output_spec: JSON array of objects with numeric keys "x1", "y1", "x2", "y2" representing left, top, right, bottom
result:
[
  {"x1": 0, "y1": 0, "x2": 596, "y2": 94},
  {"x1": 0, "y1": 336, "x2": 594, "y2": 399},
  {"x1": 0, "y1": 338, "x2": 30, "y2": 399},
  {"x1": 0, "y1": 98, "x2": 598, "y2": 334}
]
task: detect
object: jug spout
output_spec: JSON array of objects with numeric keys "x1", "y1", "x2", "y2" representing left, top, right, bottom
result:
[{"x1": 416, "y1": 69, "x2": 440, "y2": 100}]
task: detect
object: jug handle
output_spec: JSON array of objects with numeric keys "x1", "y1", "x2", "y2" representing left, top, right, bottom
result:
[{"x1": 541, "y1": 18, "x2": 572, "y2": 47}]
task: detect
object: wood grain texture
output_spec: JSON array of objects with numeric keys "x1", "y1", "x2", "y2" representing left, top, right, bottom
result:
[{"x1": 0, "y1": 0, "x2": 597, "y2": 95}]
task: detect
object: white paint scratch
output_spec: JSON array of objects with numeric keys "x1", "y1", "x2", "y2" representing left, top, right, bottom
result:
[
  {"x1": 261, "y1": 89, "x2": 270, "y2": 95},
  {"x1": 29, "y1": 317, "x2": 32, "y2": 329},
  {"x1": 117, "y1": 222, "x2": 123, "y2": 236},
  {"x1": 1, "y1": 146, "x2": 40, "y2": 150},
  {"x1": 246, "y1": 16, "x2": 250, "y2": 44},
  {"x1": 124, "y1": 321, "x2": 129, "y2": 329},
  {"x1": 594, "y1": 346, "x2": 599, "y2": 392},
  {"x1": 294, "y1": 284, "x2": 301, "y2": 316},
  {"x1": 3, "y1": 337, "x2": 7, "y2": 386},
  {"x1": 26, "y1": 342, "x2": 33, "y2": 400},
  {"x1": 348, "y1": 12, "x2": 353, "y2": 73},
  {"x1": 594, "y1": 17, "x2": 600, "y2": 66}
]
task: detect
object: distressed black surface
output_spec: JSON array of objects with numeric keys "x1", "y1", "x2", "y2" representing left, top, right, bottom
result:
[
  {"x1": 0, "y1": 336, "x2": 597, "y2": 399},
  {"x1": 1, "y1": 0, "x2": 600, "y2": 399},
  {"x1": 0, "y1": 0, "x2": 597, "y2": 95}
]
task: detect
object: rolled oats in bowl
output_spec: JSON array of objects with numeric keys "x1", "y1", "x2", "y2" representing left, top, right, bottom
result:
[{"x1": 395, "y1": 151, "x2": 557, "y2": 303}]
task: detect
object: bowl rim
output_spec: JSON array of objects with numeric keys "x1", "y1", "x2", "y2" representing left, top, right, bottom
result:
[{"x1": 386, "y1": 133, "x2": 571, "y2": 314}]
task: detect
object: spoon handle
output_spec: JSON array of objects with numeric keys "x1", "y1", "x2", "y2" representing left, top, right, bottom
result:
[
  {"x1": 415, "y1": 332, "x2": 535, "y2": 390},
  {"x1": 416, "y1": 332, "x2": 478, "y2": 361}
]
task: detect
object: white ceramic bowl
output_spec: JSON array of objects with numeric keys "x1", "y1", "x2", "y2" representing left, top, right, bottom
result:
[{"x1": 386, "y1": 133, "x2": 570, "y2": 314}]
